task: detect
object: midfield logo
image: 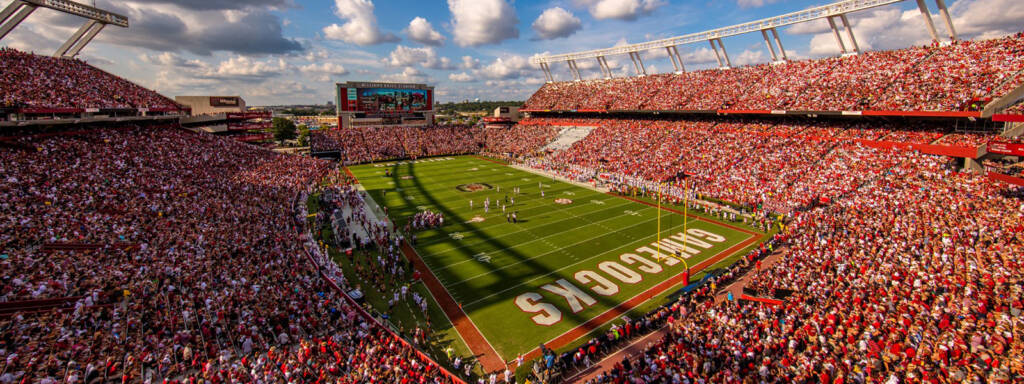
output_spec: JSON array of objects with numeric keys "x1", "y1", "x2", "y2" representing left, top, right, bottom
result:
[{"x1": 456, "y1": 183, "x2": 494, "y2": 192}]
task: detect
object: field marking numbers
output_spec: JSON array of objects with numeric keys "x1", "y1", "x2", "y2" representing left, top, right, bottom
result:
[
  {"x1": 591, "y1": 200, "x2": 605, "y2": 205},
  {"x1": 563, "y1": 191, "x2": 575, "y2": 196},
  {"x1": 623, "y1": 210, "x2": 640, "y2": 216},
  {"x1": 474, "y1": 253, "x2": 491, "y2": 263},
  {"x1": 449, "y1": 232, "x2": 465, "y2": 240}
]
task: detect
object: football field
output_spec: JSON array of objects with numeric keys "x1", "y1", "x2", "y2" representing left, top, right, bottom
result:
[{"x1": 347, "y1": 155, "x2": 764, "y2": 364}]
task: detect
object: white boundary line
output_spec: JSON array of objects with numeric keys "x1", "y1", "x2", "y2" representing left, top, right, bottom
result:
[
  {"x1": 354, "y1": 180, "x2": 487, "y2": 367},
  {"x1": 525, "y1": 230, "x2": 759, "y2": 362}
]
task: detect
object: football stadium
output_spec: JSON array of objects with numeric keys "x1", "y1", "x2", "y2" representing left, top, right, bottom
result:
[{"x1": 1, "y1": 0, "x2": 1024, "y2": 383}]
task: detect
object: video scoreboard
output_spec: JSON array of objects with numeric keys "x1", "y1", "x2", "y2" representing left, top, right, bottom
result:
[{"x1": 336, "y1": 82, "x2": 433, "y2": 114}]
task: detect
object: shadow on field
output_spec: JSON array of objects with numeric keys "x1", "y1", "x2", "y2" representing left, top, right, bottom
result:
[{"x1": 389, "y1": 159, "x2": 628, "y2": 329}]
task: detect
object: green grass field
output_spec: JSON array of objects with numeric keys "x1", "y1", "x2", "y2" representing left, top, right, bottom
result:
[{"x1": 347, "y1": 155, "x2": 764, "y2": 361}]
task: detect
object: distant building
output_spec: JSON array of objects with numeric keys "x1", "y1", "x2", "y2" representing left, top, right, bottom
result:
[
  {"x1": 175, "y1": 96, "x2": 246, "y2": 116},
  {"x1": 493, "y1": 106, "x2": 520, "y2": 121}
]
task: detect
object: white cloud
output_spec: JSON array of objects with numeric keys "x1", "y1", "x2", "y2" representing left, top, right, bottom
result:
[
  {"x1": 379, "y1": 67, "x2": 429, "y2": 82},
  {"x1": 142, "y1": 52, "x2": 203, "y2": 68},
  {"x1": 532, "y1": 7, "x2": 583, "y2": 40},
  {"x1": 574, "y1": 0, "x2": 664, "y2": 21},
  {"x1": 300, "y1": 62, "x2": 349, "y2": 75},
  {"x1": 476, "y1": 55, "x2": 533, "y2": 80},
  {"x1": 731, "y1": 49, "x2": 766, "y2": 66},
  {"x1": 682, "y1": 47, "x2": 720, "y2": 65},
  {"x1": 198, "y1": 56, "x2": 292, "y2": 80},
  {"x1": 383, "y1": 45, "x2": 455, "y2": 69},
  {"x1": 736, "y1": 0, "x2": 779, "y2": 8},
  {"x1": 322, "y1": 0, "x2": 399, "y2": 45},
  {"x1": 791, "y1": 0, "x2": 1024, "y2": 57},
  {"x1": 461, "y1": 55, "x2": 481, "y2": 69},
  {"x1": 448, "y1": 0, "x2": 519, "y2": 46},
  {"x1": 449, "y1": 72, "x2": 474, "y2": 82},
  {"x1": 405, "y1": 17, "x2": 445, "y2": 46}
]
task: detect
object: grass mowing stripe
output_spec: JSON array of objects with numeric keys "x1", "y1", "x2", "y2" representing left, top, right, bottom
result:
[
  {"x1": 395, "y1": 191, "x2": 619, "y2": 247},
  {"x1": 462, "y1": 218, "x2": 746, "y2": 311},
  {"x1": 346, "y1": 155, "x2": 766, "y2": 361},
  {"x1": 423, "y1": 199, "x2": 638, "y2": 263}
]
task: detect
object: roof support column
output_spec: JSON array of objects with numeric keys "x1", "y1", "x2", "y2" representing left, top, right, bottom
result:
[
  {"x1": 0, "y1": 1, "x2": 36, "y2": 41},
  {"x1": 770, "y1": 28, "x2": 787, "y2": 60},
  {"x1": 66, "y1": 22, "x2": 104, "y2": 57},
  {"x1": 915, "y1": 0, "x2": 940, "y2": 43},
  {"x1": 671, "y1": 46, "x2": 685, "y2": 72},
  {"x1": 934, "y1": 0, "x2": 957, "y2": 41},
  {"x1": 714, "y1": 38, "x2": 731, "y2": 68},
  {"x1": 540, "y1": 62, "x2": 553, "y2": 82},
  {"x1": 0, "y1": 0, "x2": 25, "y2": 25},
  {"x1": 761, "y1": 29, "x2": 779, "y2": 62},
  {"x1": 839, "y1": 14, "x2": 861, "y2": 54},
  {"x1": 827, "y1": 16, "x2": 848, "y2": 54},
  {"x1": 567, "y1": 59, "x2": 581, "y2": 81},
  {"x1": 55, "y1": 20, "x2": 98, "y2": 57},
  {"x1": 707, "y1": 40, "x2": 722, "y2": 68},
  {"x1": 628, "y1": 52, "x2": 646, "y2": 76},
  {"x1": 601, "y1": 56, "x2": 614, "y2": 78},
  {"x1": 636, "y1": 52, "x2": 647, "y2": 75},
  {"x1": 666, "y1": 46, "x2": 680, "y2": 73}
]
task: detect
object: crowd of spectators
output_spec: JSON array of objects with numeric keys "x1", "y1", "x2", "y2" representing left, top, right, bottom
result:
[
  {"x1": 519, "y1": 116, "x2": 985, "y2": 215},
  {"x1": 577, "y1": 151, "x2": 1024, "y2": 384},
  {"x1": 523, "y1": 33, "x2": 1024, "y2": 113},
  {"x1": 311, "y1": 125, "x2": 484, "y2": 164},
  {"x1": 0, "y1": 124, "x2": 457, "y2": 383},
  {"x1": 0, "y1": 48, "x2": 181, "y2": 110},
  {"x1": 484, "y1": 124, "x2": 558, "y2": 158}
]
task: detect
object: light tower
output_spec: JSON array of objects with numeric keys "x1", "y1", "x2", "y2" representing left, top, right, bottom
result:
[{"x1": 0, "y1": 0, "x2": 128, "y2": 58}]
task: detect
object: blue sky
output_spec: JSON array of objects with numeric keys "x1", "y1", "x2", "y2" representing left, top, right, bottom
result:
[{"x1": 3, "y1": 0, "x2": 1021, "y2": 104}]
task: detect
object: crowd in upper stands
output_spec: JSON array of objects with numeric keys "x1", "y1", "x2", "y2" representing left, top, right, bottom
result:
[
  {"x1": 0, "y1": 125, "x2": 456, "y2": 383},
  {"x1": 0, "y1": 48, "x2": 180, "y2": 111},
  {"x1": 310, "y1": 125, "x2": 484, "y2": 164},
  {"x1": 579, "y1": 153, "x2": 1024, "y2": 384},
  {"x1": 513, "y1": 116, "x2": 991, "y2": 214},
  {"x1": 524, "y1": 33, "x2": 1024, "y2": 113},
  {"x1": 484, "y1": 124, "x2": 558, "y2": 158}
]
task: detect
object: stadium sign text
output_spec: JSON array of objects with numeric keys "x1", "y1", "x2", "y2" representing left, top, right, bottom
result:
[{"x1": 514, "y1": 228, "x2": 725, "y2": 326}]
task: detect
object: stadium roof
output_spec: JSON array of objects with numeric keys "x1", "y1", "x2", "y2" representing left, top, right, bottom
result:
[{"x1": 531, "y1": 0, "x2": 957, "y2": 80}]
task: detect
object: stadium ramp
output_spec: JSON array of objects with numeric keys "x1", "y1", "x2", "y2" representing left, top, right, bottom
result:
[{"x1": 541, "y1": 125, "x2": 597, "y2": 151}]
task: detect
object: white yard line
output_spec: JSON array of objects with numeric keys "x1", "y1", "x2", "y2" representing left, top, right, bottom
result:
[
  {"x1": 427, "y1": 200, "x2": 642, "y2": 270},
  {"x1": 455, "y1": 215, "x2": 698, "y2": 300}
]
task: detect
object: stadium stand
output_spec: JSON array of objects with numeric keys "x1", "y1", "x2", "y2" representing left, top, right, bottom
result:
[
  {"x1": 523, "y1": 33, "x2": 1024, "y2": 113},
  {"x1": 3, "y1": 18, "x2": 1023, "y2": 384},
  {"x1": 310, "y1": 125, "x2": 484, "y2": 163},
  {"x1": 487, "y1": 113, "x2": 1022, "y2": 383},
  {"x1": 574, "y1": 153, "x2": 1024, "y2": 383},
  {"x1": 0, "y1": 48, "x2": 182, "y2": 113},
  {"x1": 0, "y1": 124, "x2": 459, "y2": 383}
]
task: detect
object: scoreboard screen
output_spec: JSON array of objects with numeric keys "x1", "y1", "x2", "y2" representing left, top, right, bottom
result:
[
  {"x1": 337, "y1": 82, "x2": 433, "y2": 114},
  {"x1": 357, "y1": 88, "x2": 429, "y2": 112}
]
